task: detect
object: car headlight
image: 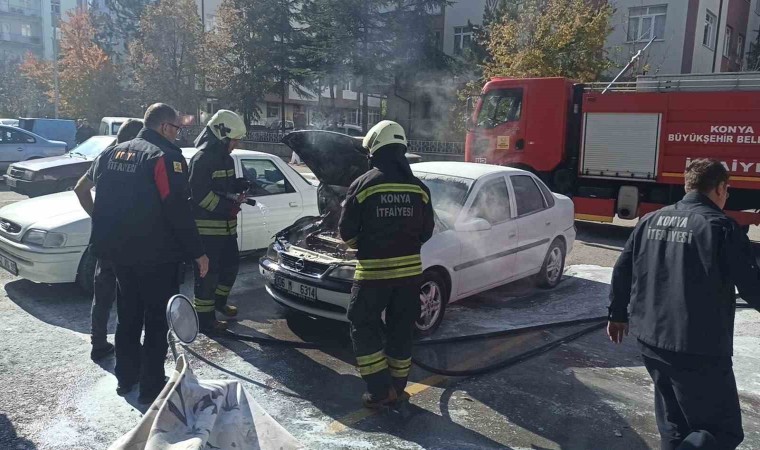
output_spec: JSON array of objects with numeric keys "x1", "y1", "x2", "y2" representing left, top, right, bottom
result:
[
  {"x1": 329, "y1": 265, "x2": 355, "y2": 280},
  {"x1": 22, "y1": 229, "x2": 67, "y2": 247},
  {"x1": 23, "y1": 170, "x2": 35, "y2": 181},
  {"x1": 266, "y1": 243, "x2": 280, "y2": 262}
]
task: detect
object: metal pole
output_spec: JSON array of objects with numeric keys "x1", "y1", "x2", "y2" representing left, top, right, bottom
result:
[
  {"x1": 712, "y1": 0, "x2": 724, "y2": 73},
  {"x1": 602, "y1": 36, "x2": 656, "y2": 94},
  {"x1": 52, "y1": 25, "x2": 59, "y2": 119}
]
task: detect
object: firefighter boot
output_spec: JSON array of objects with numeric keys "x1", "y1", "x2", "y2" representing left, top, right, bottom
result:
[
  {"x1": 216, "y1": 304, "x2": 238, "y2": 317},
  {"x1": 362, "y1": 386, "x2": 398, "y2": 410}
]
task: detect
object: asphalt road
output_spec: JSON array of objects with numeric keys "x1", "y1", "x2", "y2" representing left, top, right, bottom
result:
[{"x1": 0, "y1": 184, "x2": 759, "y2": 450}]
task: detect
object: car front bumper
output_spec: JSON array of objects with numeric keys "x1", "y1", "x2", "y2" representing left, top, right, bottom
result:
[
  {"x1": 0, "y1": 233, "x2": 84, "y2": 283},
  {"x1": 4, "y1": 175, "x2": 58, "y2": 197},
  {"x1": 259, "y1": 257, "x2": 352, "y2": 322}
]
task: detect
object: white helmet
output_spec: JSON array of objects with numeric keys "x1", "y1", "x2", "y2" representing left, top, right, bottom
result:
[
  {"x1": 207, "y1": 110, "x2": 247, "y2": 141},
  {"x1": 362, "y1": 120, "x2": 407, "y2": 155}
]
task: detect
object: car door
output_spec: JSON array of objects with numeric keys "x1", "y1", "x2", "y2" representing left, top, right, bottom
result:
[
  {"x1": 454, "y1": 175, "x2": 519, "y2": 296},
  {"x1": 236, "y1": 157, "x2": 304, "y2": 251},
  {"x1": 510, "y1": 174, "x2": 554, "y2": 277},
  {"x1": 0, "y1": 127, "x2": 30, "y2": 170}
]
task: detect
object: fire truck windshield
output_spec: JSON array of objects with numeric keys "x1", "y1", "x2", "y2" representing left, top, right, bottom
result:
[{"x1": 475, "y1": 88, "x2": 523, "y2": 129}]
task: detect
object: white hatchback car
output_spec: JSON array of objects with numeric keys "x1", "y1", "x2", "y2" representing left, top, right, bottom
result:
[
  {"x1": 0, "y1": 149, "x2": 318, "y2": 292},
  {"x1": 259, "y1": 131, "x2": 576, "y2": 335}
]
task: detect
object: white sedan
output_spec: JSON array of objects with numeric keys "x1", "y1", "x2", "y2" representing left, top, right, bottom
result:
[
  {"x1": 0, "y1": 149, "x2": 318, "y2": 292},
  {"x1": 259, "y1": 131, "x2": 576, "y2": 335}
]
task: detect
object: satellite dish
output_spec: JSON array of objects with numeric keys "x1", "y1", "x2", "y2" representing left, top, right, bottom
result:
[{"x1": 166, "y1": 294, "x2": 199, "y2": 345}]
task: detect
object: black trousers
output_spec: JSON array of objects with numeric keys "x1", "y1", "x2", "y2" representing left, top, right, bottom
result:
[
  {"x1": 347, "y1": 282, "x2": 420, "y2": 397},
  {"x1": 90, "y1": 258, "x2": 116, "y2": 349},
  {"x1": 641, "y1": 344, "x2": 744, "y2": 450},
  {"x1": 113, "y1": 263, "x2": 179, "y2": 396},
  {"x1": 193, "y1": 235, "x2": 239, "y2": 328}
]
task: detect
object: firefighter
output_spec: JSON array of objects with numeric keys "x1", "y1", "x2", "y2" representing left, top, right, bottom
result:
[
  {"x1": 189, "y1": 110, "x2": 248, "y2": 333},
  {"x1": 88, "y1": 103, "x2": 208, "y2": 404},
  {"x1": 608, "y1": 159, "x2": 760, "y2": 450},
  {"x1": 339, "y1": 120, "x2": 435, "y2": 409}
]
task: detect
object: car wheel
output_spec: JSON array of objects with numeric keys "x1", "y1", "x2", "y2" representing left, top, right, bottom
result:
[
  {"x1": 76, "y1": 248, "x2": 96, "y2": 295},
  {"x1": 536, "y1": 239, "x2": 566, "y2": 289},
  {"x1": 416, "y1": 270, "x2": 448, "y2": 337}
]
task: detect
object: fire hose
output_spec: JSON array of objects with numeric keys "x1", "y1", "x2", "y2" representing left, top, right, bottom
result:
[{"x1": 207, "y1": 301, "x2": 755, "y2": 377}]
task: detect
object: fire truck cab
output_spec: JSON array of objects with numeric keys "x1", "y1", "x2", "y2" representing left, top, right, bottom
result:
[{"x1": 465, "y1": 73, "x2": 760, "y2": 227}]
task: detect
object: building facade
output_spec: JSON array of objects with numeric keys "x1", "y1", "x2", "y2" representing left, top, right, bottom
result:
[
  {"x1": 441, "y1": 0, "x2": 755, "y2": 76},
  {"x1": 0, "y1": 0, "x2": 78, "y2": 63}
]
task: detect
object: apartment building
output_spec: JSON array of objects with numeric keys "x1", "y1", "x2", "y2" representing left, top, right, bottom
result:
[
  {"x1": 442, "y1": 0, "x2": 754, "y2": 75},
  {"x1": 0, "y1": 0, "x2": 78, "y2": 63}
]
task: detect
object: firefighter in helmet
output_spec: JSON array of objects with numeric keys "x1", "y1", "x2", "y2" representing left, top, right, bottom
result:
[
  {"x1": 189, "y1": 110, "x2": 248, "y2": 333},
  {"x1": 338, "y1": 120, "x2": 435, "y2": 408}
]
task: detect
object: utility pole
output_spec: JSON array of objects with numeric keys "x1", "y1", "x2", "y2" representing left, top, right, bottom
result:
[{"x1": 52, "y1": 21, "x2": 59, "y2": 118}]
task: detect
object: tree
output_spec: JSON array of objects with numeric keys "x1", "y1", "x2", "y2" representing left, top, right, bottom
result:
[
  {"x1": 207, "y1": 0, "x2": 317, "y2": 130},
  {"x1": 483, "y1": 0, "x2": 613, "y2": 81},
  {"x1": 20, "y1": 11, "x2": 123, "y2": 122},
  {"x1": 1, "y1": 58, "x2": 52, "y2": 118},
  {"x1": 129, "y1": 0, "x2": 206, "y2": 114}
]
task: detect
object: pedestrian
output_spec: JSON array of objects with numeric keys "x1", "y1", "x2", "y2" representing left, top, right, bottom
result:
[
  {"x1": 75, "y1": 119, "x2": 85, "y2": 145},
  {"x1": 74, "y1": 119, "x2": 144, "y2": 361},
  {"x1": 87, "y1": 103, "x2": 209, "y2": 404},
  {"x1": 188, "y1": 110, "x2": 248, "y2": 333},
  {"x1": 338, "y1": 120, "x2": 434, "y2": 409},
  {"x1": 608, "y1": 158, "x2": 760, "y2": 450}
]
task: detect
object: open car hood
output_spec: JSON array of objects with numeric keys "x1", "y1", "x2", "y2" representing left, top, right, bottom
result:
[{"x1": 281, "y1": 131, "x2": 369, "y2": 187}]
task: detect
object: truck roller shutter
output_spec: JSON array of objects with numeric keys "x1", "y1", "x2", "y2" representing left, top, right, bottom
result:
[{"x1": 581, "y1": 112, "x2": 661, "y2": 180}]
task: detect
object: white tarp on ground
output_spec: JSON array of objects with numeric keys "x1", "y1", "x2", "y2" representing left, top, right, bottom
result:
[{"x1": 109, "y1": 354, "x2": 302, "y2": 450}]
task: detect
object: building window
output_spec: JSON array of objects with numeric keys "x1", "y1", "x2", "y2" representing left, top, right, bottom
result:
[
  {"x1": 703, "y1": 10, "x2": 716, "y2": 49},
  {"x1": 341, "y1": 78, "x2": 352, "y2": 91},
  {"x1": 737, "y1": 34, "x2": 745, "y2": 64},
  {"x1": 51, "y1": 0, "x2": 60, "y2": 15},
  {"x1": 266, "y1": 103, "x2": 279, "y2": 118},
  {"x1": 368, "y1": 109, "x2": 380, "y2": 126},
  {"x1": 724, "y1": 26, "x2": 732, "y2": 56},
  {"x1": 756, "y1": 0, "x2": 760, "y2": 15},
  {"x1": 627, "y1": 5, "x2": 666, "y2": 42},
  {"x1": 453, "y1": 26, "x2": 472, "y2": 55},
  {"x1": 21, "y1": 24, "x2": 30, "y2": 37}
]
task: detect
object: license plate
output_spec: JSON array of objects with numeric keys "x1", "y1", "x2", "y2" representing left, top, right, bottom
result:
[
  {"x1": 0, "y1": 252, "x2": 18, "y2": 275},
  {"x1": 274, "y1": 275, "x2": 317, "y2": 301},
  {"x1": 6, "y1": 177, "x2": 16, "y2": 187},
  {"x1": 474, "y1": 157, "x2": 487, "y2": 164}
]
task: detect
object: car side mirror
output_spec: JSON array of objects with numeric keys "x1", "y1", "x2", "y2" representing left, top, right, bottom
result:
[{"x1": 455, "y1": 218, "x2": 492, "y2": 232}]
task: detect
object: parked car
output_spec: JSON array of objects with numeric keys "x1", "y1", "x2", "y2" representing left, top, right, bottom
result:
[
  {"x1": 259, "y1": 131, "x2": 576, "y2": 335},
  {"x1": 325, "y1": 124, "x2": 364, "y2": 137},
  {"x1": 0, "y1": 125, "x2": 67, "y2": 173},
  {"x1": 0, "y1": 119, "x2": 19, "y2": 127},
  {"x1": 5, "y1": 135, "x2": 116, "y2": 197},
  {"x1": 99, "y1": 117, "x2": 141, "y2": 136},
  {"x1": 0, "y1": 149, "x2": 318, "y2": 293},
  {"x1": 18, "y1": 118, "x2": 76, "y2": 149}
]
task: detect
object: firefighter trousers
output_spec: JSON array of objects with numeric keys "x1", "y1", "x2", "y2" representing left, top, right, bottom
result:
[
  {"x1": 347, "y1": 282, "x2": 420, "y2": 398},
  {"x1": 113, "y1": 262, "x2": 179, "y2": 397},
  {"x1": 193, "y1": 235, "x2": 239, "y2": 328}
]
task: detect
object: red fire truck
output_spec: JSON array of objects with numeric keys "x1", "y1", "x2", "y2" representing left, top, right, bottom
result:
[{"x1": 464, "y1": 73, "x2": 760, "y2": 227}]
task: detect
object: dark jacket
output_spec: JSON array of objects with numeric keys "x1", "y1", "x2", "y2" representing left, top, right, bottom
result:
[
  {"x1": 338, "y1": 144, "x2": 435, "y2": 286},
  {"x1": 188, "y1": 127, "x2": 240, "y2": 236},
  {"x1": 89, "y1": 128, "x2": 204, "y2": 266},
  {"x1": 609, "y1": 192, "x2": 760, "y2": 356}
]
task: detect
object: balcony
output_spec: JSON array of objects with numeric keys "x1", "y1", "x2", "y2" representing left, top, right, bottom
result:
[{"x1": 0, "y1": 32, "x2": 41, "y2": 45}]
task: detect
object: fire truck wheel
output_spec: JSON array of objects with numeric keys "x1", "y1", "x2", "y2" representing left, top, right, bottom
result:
[{"x1": 536, "y1": 239, "x2": 566, "y2": 289}]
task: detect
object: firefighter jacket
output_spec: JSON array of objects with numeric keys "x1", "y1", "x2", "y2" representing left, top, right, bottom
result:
[
  {"x1": 609, "y1": 192, "x2": 760, "y2": 357},
  {"x1": 189, "y1": 128, "x2": 240, "y2": 237},
  {"x1": 338, "y1": 144, "x2": 435, "y2": 286},
  {"x1": 89, "y1": 128, "x2": 204, "y2": 266}
]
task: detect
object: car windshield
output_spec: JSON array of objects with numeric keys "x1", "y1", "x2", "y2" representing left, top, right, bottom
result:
[
  {"x1": 415, "y1": 172, "x2": 473, "y2": 227},
  {"x1": 69, "y1": 136, "x2": 115, "y2": 158},
  {"x1": 111, "y1": 123, "x2": 122, "y2": 134}
]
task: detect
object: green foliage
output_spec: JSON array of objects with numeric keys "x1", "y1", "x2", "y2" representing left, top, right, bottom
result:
[{"x1": 129, "y1": 0, "x2": 206, "y2": 114}]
